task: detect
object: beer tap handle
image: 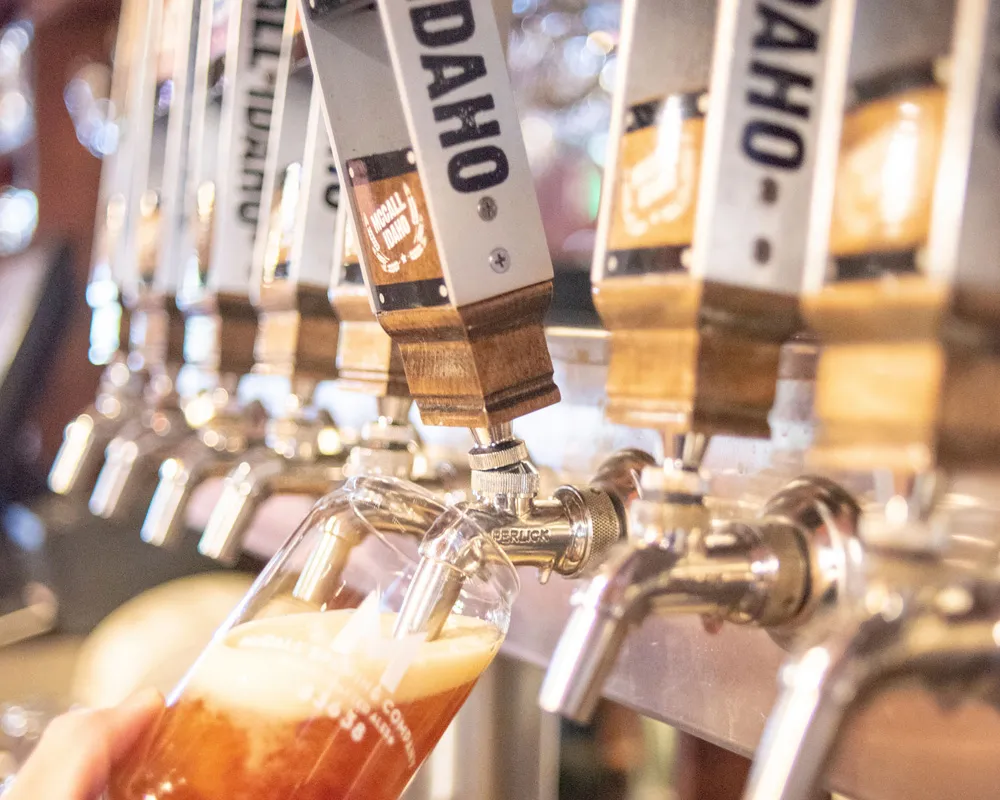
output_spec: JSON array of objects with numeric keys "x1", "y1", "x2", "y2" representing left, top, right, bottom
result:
[
  {"x1": 291, "y1": 89, "x2": 341, "y2": 297},
  {"x1": 119, "y1": 0, "x2": 165, "y2": 307},
  {"x1": 330, "y1": 203, "x2": 409, "y2": 398},
  {"x1": 209, "y1": 0, "x2": 287, "y2": 300},
  {"x1": 178, "y1": 0, "x2": 283, "y2": 381},
  {"x1": 174, "y1": 0, "x2": 221, "y2": 313},
  {"x1": 240, "y1": 3, "x2": 344, "y2": 390},
  {"x1": 121, "y1": 0, "x2": 201, "y2": 373},
  {"x1": 156, "y1": 0, "x2": 201, "y2": 311},
  {"x1": 250, "y1": 3, "x2": 312, "y2": 311},
  {"x1": 301, "y1": 0, "x2": 558, "y2": 429},
  {"x1": 87, "y1": 0, "x2": 141, "y2": 363},
  {"x1": 801, "y1": 0, "x2": 1000, "y2": 474},
  {"x1": 110, "y1": 0, "x2": 163, "y2": 313},
  {"x1": 593, "y1": 0, "x2": 838, "y2": 440}
]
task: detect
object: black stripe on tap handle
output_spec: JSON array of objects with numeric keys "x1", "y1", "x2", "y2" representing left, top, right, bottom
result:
[
  {"x1": 604, "y1": 246, "x2": 690, "y2": 279},
  {"x1": 347, "y1": 150, "x2": 418, "y2": 187},
  {"x1": 833, "y1": 249, "x2": 920, "y2": 282},
  {"x1": 374, "y1": 278, "x2": 450, "y2": 312},
  {"x1": 625, "y1": 92, "x2": 705, "y2": 134}
]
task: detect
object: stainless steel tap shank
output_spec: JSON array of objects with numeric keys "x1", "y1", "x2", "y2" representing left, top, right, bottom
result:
[{"x1": 539, "y1": 469, "x2": 861, "y2": 723}]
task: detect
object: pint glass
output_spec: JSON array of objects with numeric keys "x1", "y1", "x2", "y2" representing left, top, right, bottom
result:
[{"x1": 108, "y1": 476, "x2": 518, "y2": 800}]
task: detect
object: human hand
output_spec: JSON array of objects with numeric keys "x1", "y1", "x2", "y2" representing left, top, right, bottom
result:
[{"x1": 4, "y1": 688, "x2": 163, "y2": 800}]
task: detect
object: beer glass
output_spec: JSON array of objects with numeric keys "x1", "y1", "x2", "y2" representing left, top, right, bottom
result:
[{"x1": 108, "y1": 476, "x2": 518, "y2": 800}]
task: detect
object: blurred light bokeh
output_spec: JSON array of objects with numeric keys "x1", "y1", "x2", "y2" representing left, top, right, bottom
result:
[{"x1": 508, "y1": 0, "x2": 620, "y2": 267}]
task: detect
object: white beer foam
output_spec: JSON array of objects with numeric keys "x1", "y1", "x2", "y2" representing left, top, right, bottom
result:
[{"x1": 184, "y1": 609, "x2": 501, "y2": 719}]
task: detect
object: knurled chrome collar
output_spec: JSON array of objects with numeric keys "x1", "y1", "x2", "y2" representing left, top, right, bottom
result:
[
  {"x1": 468, "y1": 439, "x2": 530, "y2": 472},
  {"x1": 471, "y1": 467, "x2": 540, "y2": 497}
]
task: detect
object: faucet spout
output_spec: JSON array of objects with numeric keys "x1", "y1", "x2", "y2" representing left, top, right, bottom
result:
[
  {"x1": 141, "y1": 437, "x2": 237, "y2": 547},
  {"x1": 745, "y1": 567, "x2": 1000, "y2": 800},
  {"x1": 49, "y1": 359, "x2": 145, "y2": 496},
  {"x1": 742, "y1": 626, "x2": 863, "y2": 800},
  {"x1": 541, "y1": 475, "x2": 858, "y2": 724},
  {"x1": 198, "y1": 455, "x2": 287, "y2": 564},
  {"x1": 199, "y1": 454, "x2": 345, "y2": 564},
  {"x1": 88, "y1": 414, "x2": 188, "y2": 519},
  {"x1": 48, "y1": 407, "x2": 126, "y2": 496},
  {"x1": 539, "y1": 540, "x2": 679, "y2": 722}
]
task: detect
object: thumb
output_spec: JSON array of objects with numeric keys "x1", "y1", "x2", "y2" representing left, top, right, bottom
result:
[{"x1": 7, "y1": 688, "x2": 164, "y2": 800}]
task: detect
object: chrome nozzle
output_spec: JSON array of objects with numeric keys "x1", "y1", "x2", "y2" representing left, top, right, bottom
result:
[
  {"x1": 141, "y1": 438, "x2": 235, "y2": 547},
  {"x1": 537, "y1": 590, "x2": 630, "y2": 723},
  {"x1": 745, "y1": 562, "x2": 1000, "y2": 800},
  {"x1": 394, "y1": 556, "x2": 468, "y2": 641},
  {"x1": 88, "y1": 414, "x2": 187, "y2": 519},
  {"x1": 540, "y1": 473, "x2": 860, "y2": 725},
  {"x1": 88, "y1": 433, "x2": 144, "y2": 518},
  {"x1": 86, "y1": 367, "x2": 186, "y2": 518},
  {"x1": 198, "y1": 454, "x2": 345, "y2": 564},
  {"x1": 198, "y1": 455, "x2": 284, "y2": 564},
  {"x1": 142, "y1": 385, "x2": 266, "y2": 546},
  {"x1": 538, "y1": 455, "x2": 709, "y2": 723},
  {"x1": 48, "y1": 362, "x2": 144, "y2": 495},
  {"x1": 538, "y1": 540, "x2": 677, "y2": 723},
  {"x1": 394, "y1": 447, "x2": 646, "y2": 644},
  {"x1": 48, "y1": 409, "x2": 121, "y2": 496},
  {"x1": 393, "y1": 505, "x2": 493, "y2": 639},
  {"x1": 742, "y1": 639, "x2": 854, "y2": 800}
]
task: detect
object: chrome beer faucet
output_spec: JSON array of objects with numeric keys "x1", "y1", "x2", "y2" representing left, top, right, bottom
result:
[
  {"x1": 140, "y1": 0, "x2": 287, "y2": 547},
  {"x1": 392, "y1": 430, "x2": 656, "y2": 641},
  {"x1": 461, "y1": 426, "x2": 648, "y2": 584},
  {"x1": 743, "y1": 0, "x2": 1000, "y2": 797},
  {"x1": 742, "y1": 474, "x2": 959, "y2": 800},
  {"x1": 197, "y1": 10, "x2": 348, "y2": 563},
  {"x1": 301, "y1": 0, "x2": 655, "y2": 641},
  {"x1": 48, "y1": 354, "x2": 144, "y2": 498},
  {"x1": 542, "y1": 456, "x2": 860, "y2": 722},
  {"x1": 199, "y1": 381, "x2": 347, "y2": 563},
  {"x1": 49, "y1": 0, "x2": 150, "y2": 497},
  {"x1": 538, "y1": 0, "x2": 865, "y2": 720},
  {"x1": 141, "y1": 377, "x2": 267, "y2": 548},
  {"x1": 88, "y1": 0, "x2": 201, "y2": 519}
]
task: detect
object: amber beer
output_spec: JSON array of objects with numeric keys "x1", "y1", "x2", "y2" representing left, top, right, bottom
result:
[{"x1": 108, "y1": 608, "x2": 501, "y2": 800}]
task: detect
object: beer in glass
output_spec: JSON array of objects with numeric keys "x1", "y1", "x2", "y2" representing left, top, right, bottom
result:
[{"x1": 108, "y1": 476, "x2": 518, "y2": 800}]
